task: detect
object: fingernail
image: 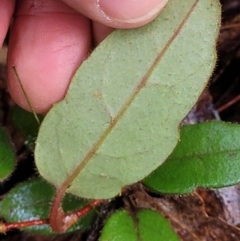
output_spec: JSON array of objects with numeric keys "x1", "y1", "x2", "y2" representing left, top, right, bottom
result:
[{"x1": 98, "y1": 0, "x2": 168, "y2": 23}]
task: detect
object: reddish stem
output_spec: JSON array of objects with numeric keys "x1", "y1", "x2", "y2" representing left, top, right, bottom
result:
[
  {"x1": 1, "y1": 219, "x2": 49, "y2": 233},
  {"x1": 49, "y1": 188, "x2": 66, "y2": 233},
  {"x1": 61, "y1": 199, "x2": 103, "y2": 232},
  {"x1": 217, "y1": 95, "x2": 240, "y2": 113},
  {"x1": 1, "y1": 200, "x2": 102, "y2": 234},
  {"x1": 74, "y1": 200, "x2": 102, "y2": 218}
]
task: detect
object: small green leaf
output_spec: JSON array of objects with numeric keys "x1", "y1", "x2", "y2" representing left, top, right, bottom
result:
[
  {"x1": 0, "y1": 127, "x2": 15, "y2": 181},
  {"x1": 0, "y1": 178, "x2": 97, "y2": 235},
  {"x1": 144, "y1": 121, "x2": 240, "y2": 194},
  {"x1": 11, "y1": 106, "x2": 43, "y2": 150},
  {"x1": 35, "y1": 0, "x2": 221, "y2": 199},
  {"x1": 100, "y1": 210, "x2": 137, "y2": 241},
  {"x1": 100, "y1": 209, "x2": 180, "y2": 241}
]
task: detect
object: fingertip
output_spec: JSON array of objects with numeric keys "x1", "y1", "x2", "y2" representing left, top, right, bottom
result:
[
  {"x1": 63, "y1": 0, "x2": 168, "y2": 28},
  {"x1": 98, "y1": 0, "x2": 169, "y2": 26},
  {"x1": 0, "y1": 0, "x2": 15, "y2": 48},
  {"x1": 7, "y1": 1, "x2": 91, "y2": 114}
]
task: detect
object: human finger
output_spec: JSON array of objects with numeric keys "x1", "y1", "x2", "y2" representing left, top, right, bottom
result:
[
  {"x1": 0, "y1": 0, "x2": 16, "y2": 48},
  {"x1": 62, "y1": 0, "x2": 169, "y2": 29},
  {"x1": 7, "y1": 0, "x2": 91, "y2": 113}
]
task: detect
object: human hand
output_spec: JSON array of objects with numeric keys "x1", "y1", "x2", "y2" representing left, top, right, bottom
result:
[{"x1": 1, "y1": 0, "x2": 168, "y2": 113}]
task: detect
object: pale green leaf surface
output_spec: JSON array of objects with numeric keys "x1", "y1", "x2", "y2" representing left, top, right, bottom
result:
[
  {"x1": 100, "y1": 209, "x2": 180, "y2": 241},
  {"x1": 0, "y1": 178, "x2": 96, "y2": 235},
  {"x1": 35, "y1": 0, "x2": 220, "y2": 199},
  {"x1": 0, "y1": 127, "x2": 15, "y2": 181},
  {"x1": 144, "y1": 121, "x2": 240, "y2": 194}
]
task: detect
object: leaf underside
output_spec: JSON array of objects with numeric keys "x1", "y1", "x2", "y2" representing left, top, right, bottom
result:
[
  {"x1": 99, "y1": 209, "x2": 180, "y2": 241},
  {"x1": 35, "y1": 0, "x2": 221, "y2": 199},
  {"x1": 144, "y1": 121, "x2": 240, "y2": 194}
]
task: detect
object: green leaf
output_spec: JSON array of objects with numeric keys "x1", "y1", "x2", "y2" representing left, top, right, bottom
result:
[
  {"x1": 0, "y1": 178, "x2": 97, "y2": 235},
  {"x1": 35, "y1": 0, "x2": 221, "y2": 199},
  {"x1": 100, "y1": 209, "x2": 180, "y2": 241},
  {"x1": 100, "y1": 210, "x2": 137, "y2": 241},
  {"x1": 0, "y1": 127, "x2": 15, "y2": 181},
  {"x1": 11, "y1": 106, "x2": 43, "y2": 150},
  {"x1": 143, "y1": 121, "x2": 240, "y2": 194}
]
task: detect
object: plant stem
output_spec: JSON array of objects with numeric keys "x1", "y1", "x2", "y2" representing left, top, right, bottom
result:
[
  {"x1": 0, "y1": 219, "x2": 49, "y2": 233},
  {"x1": 12, "y1": 65, "x2": 40, "y2": 125},
  {"x1": 0, "y1": 200, "x2": 102, "y2": 233},
  {"x1": 50, "y1": 193, "x2": 103, "y2": 233}
]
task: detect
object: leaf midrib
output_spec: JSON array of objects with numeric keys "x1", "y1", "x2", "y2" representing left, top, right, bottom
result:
[{"x1": 59, "y1": 0, "x2": 200, "y2": 194}]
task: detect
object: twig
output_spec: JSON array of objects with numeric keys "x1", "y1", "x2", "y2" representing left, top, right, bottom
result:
[
  {"x1": 0, "y1": 200, "x2": 102, "y2": 233},
  {"x1": 12, "y1": 65, "x2": 40, "y2": 125},
  {"x1": 217, "y1": 95, "x2": 240, "y2": 113}
]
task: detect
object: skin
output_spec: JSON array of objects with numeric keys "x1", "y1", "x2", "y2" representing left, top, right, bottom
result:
[{"x1": 0, "y1": 0, "x2": 168, "y2": 113}]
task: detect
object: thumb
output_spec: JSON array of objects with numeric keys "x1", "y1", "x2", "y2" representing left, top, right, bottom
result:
[{"x1": 62, "y1": 0, "x2": 169, "y2": 28}]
